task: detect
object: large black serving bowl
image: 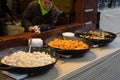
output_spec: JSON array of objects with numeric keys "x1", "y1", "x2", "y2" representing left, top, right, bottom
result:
[
  {"x1": 0, "y1": 46, "x2": 57, "y2": 75},
  {"x1": 45, "y1": 36, "x2": 92, "y2": 58},
  {"x1": 75, "y1": 29, "x2": 117, "y2": 47}
]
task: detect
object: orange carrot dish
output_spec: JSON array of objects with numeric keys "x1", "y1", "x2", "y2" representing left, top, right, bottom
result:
[{"x1": 48, "y1": 38, "x2": 89, "y2": 50}]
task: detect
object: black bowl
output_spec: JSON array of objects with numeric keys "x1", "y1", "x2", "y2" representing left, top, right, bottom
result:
[
  {"x1": 45, "y1": 36, "x2": 92, "y2": 58},
  {"x1": 0, "y1": 46, "x2": 57, "y2": 74},
  {"x1": 75, "y1": 29, "x2": 116, "y2": 47}
]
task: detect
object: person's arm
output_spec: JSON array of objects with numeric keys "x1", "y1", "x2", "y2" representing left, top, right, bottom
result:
[{"x1": 21, "y1": 2, "x2": 35, "y2": 32}]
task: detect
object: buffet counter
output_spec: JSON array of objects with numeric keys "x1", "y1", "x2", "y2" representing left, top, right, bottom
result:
[
  {"x1": 27, "y1": 36, "x2": 120, "y2": 80},
  {"x1": 0, "y1": 23, "x2": 118, "y2": 80},
  {"x1": 0, "y1": 34, "x2": 120, "y2": 79}
]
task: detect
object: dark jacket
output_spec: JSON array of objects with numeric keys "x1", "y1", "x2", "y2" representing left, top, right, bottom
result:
[{"x1": 22, "y1": 0, "x2": 59, "y2": 32}]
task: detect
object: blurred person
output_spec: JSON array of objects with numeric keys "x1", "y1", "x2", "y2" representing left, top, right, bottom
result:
[
  {"x1": 0, "y1": 0, "x2": 12, "y2": 17},
  {"x1": 7, "y1": 0, "x2": 20, "y2": 17},
  {"x1": 22, "y1": 0, "x2": 59, "y2": 33},
  {"x1": 0, "y1": 0, "x2": 13, "y2": 35},
  {"x1": 0, "y1": 0, "x2": 24, "y2": 36},
  {"x1": 0, "y1": 0, "x2": 14, "y2": 22}
]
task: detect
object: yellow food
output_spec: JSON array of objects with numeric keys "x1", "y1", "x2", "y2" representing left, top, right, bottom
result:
[{"x1": 48, "y1": 38, "x2": 89, "y2": 50}]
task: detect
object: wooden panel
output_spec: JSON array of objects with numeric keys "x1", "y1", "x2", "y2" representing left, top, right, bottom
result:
[
  {"x1": 85, "y1": 0, "x2": 98, "y2": 9},
  {"x1": 53, "y1": 0, "x2": 73, "y2": 13},
  {"x1": 84, "y1": 12, "x2": 97, "y2": 23},
  {"x1": 74, "y1": 0, "x2": 84, "y2": 23},
  {"x1": 74, "y1": 0, "x2": 98, "y2": 26}
]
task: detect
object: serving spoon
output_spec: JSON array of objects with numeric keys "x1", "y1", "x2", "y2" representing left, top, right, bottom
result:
[{"x1": 28, "y1": 38, "x2": 32, "y2": 53}]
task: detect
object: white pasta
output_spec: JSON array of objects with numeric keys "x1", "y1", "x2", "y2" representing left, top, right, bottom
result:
[{"x1": 1, "y1": 51, "x2": 56, "y2": 67}]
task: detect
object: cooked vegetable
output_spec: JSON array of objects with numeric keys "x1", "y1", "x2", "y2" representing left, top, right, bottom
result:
[
  {"x1": 79, "y1": 31, "x2": 112, "y2": 40},
  {"x1": 48, "y1": 38, "x2": 89, "y2": 50}
]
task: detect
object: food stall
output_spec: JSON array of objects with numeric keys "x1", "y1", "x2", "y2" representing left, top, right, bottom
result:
[{"x1": 0, "y1": 23, "x2": 120, "y2": 80}]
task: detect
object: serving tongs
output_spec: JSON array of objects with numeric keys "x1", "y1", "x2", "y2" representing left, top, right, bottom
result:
[{"x1": 28, "y1": 38, "x2": 32, "y2": 53}]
